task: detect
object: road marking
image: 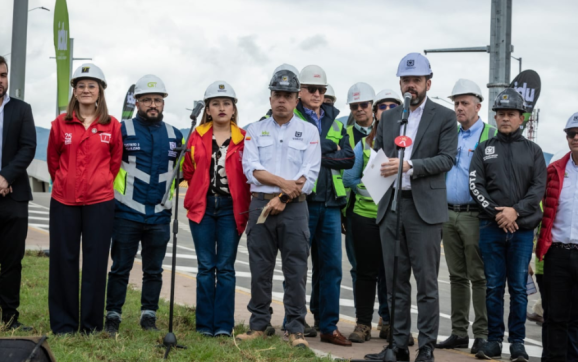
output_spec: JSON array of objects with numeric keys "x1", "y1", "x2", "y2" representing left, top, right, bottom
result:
[
  {"x1": 29, "y1": 223, "x2": 49, "y2": 230},
  {"x1": 29, "y1": 210, "x2": 49, "y2": 215},
  {"x1": 29, "y1": 216, "x2": 49, "y2": 221},
  {"x1": 29, "y1": 202, "x2": 49, "y2": 210},
  {"x1": 436, "y1": 334, "x2": 542, "y2": 358}
]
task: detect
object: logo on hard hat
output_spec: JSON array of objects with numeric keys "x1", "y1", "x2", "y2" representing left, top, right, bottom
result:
[
  {"x1": 502, "y1": 95, "x2": 509, "y2": 100},
  {"x1": 353, "y1": 92, "x2": 360, "y2": 100},
  {"x1": 574, "y1": 116, "x2": 578, "y2": 121},
  {"x1": 147, "y1": 82, "x2": 157, "y2": 88},
  {"x1": 313, "y1": 74, "x2": 321, "y2": 78},
  {"x1": 219, "y1": 84, "x2": 225, "y2": 90},
  {"x1": 407, "y1": 60, "x2": 415, "y2": 67},
  {"x1": 282, "y1": 76, "x2": 288, "y2": 81},
  {"x1": 81, "y1": 67, "x2": 90, "y2": 73}
]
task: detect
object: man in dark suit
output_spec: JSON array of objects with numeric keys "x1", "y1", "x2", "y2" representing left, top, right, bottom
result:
[
  {"x1": 0, "y1": 56, "x2": 36, "y2": 331},
  {"x1": 365, "y1": 53, "x2": 457, "y2": 362}
]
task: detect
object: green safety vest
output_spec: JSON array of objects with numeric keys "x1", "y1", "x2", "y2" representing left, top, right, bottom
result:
[
  {"x1": 294, "y1": 109, "x2": 347, "y2": 198},
  {"x1": 352, "y1": 137, "x2": 378, "y2": 218},
  {"x1": 458, "y1": 122, "x2": 498, "y2": 144}
]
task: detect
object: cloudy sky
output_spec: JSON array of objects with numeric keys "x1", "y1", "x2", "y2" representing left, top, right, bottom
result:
[{"x1": 1, "y1": 0, "x2": 577, "y2": 154}]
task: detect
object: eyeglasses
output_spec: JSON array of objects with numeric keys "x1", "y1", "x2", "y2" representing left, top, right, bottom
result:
[
  {"x1": 138, "y1": 97, "x2": 164, "y2": 106},
  {"x1": 305, "y1": 86, "x2": 327, "y2": 95},
  {"x1": 378, "y1": 103, "x2": 398, "y2": 110},
  {"x1": 76, "y1": 84, "x2": 98, "y2": 92},
  {"x1": 566, "y1": 130, "x2": 578, "y2": 139},
  {"x1": 349, "y1": 102, "x2": 370, "y2": 111}
]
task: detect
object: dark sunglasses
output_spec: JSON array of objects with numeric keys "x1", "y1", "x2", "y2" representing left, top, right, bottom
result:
[
  {"x1": 378, "y1": 103, "x2": 398, "y2": 110},
  {"x1": 305, "y1": 86, "x2": 327, "y2": 95},
  {"x1": 349, "y1": 102, "x2": 370, "y2": 111},
  {"x1": 566, "y1": 130, "x2": 578, "y2": 139}
]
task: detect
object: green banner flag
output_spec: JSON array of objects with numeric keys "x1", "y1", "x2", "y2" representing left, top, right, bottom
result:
[{"x1": 53, "y1": 0, "x2": 70, "y2": 114}]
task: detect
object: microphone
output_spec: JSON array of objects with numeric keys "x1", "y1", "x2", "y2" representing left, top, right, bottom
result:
[
  {"x1": 189, "y1": 101, "x2": 204, "y2": 121},
  {"x1": 403, "y1": 92, "x2": 412, "y2": 112}
]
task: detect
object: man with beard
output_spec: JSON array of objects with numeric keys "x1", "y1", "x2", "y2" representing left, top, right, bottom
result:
[
  {"x1": 366, "y1": 53, "x2": 457, "y2": 362},
  {"x1": 104, "y1": 75, "x2": 184, "y2": 335},
  {"x1": 0, "y1": 56, "x2": 36, "y2": 331}
]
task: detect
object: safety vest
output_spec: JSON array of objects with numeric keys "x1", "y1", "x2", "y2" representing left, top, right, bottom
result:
[
  {"x1": 113, "y1": 117, "x2": 183, "y2": 224},
  {"x1": 458, "y1": 122, "x2": 498, "y2": 144},
  {"x1": 294, "y1": 108, "x2": 347, "y2": 198},
  {"x1": 353, "y1": 137, "x2": 378, "y2": 218}
]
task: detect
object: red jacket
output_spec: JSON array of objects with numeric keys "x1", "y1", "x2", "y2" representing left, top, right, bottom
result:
[
  {"x1": 47, "y1": 113, "x2": 123, "y2": 206},
  {"x1": 183, "y1": 122, "x2": 251, "y2": 235},
  {"x1": 536, "y1": 152, "x2": 571, "y2": 261}
]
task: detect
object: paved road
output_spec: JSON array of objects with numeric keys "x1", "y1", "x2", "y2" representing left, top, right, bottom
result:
[{"x1": 30, "y1": 191, "x2": 544, "y2": 359}]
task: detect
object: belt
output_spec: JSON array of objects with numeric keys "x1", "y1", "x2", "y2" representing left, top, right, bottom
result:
[
  {"x1": 552, "y1": 242, "x2": 578, "y2": 251},
  {"x1": 401, "y1": 190, "x2": 413, "y2": 199},
  {"x1": 448, "y1": 203, "x2": 478, "y2": 212},
  {"x1": 251, "y1": 192, "x2": 307, "y2": 203}
]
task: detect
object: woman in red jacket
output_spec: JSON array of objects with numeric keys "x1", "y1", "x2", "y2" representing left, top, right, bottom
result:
[
  {"x1": 183, "y1": 81, "x2": 251, "y2": 337},
  {"x1": 46, "y1": 63, "x2": 122, "y2": 335}
]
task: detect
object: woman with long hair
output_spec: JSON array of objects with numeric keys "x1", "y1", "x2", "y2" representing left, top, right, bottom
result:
[
  {"x1": 343, "y1": 89, "x2": 402, "y2": 343},
  {"x1": 47, "y1": 63, "x2": 123, "y2": 335},
  {"x1": 182, "y1": 81, "x2": 251, "y2": 337}
]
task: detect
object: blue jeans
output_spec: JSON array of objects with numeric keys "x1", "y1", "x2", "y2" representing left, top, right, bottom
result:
[
  {"x1": 189, "y1": 195, "x2": 240, "y2": 336},
  {"x1": 308, "y1": 203, "x2": 342, "y2": 334},
  {"x1": 107, "y1": 217, "x2": 170, "y2": 315},
  {"x1": 478, "y1": 219, "x2": 533, "y2": 343}
]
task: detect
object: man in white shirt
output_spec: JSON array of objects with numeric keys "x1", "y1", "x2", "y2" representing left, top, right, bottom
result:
[
  {"x1": 237, "y1": 69, "x2": 321, "y2": 349},
  {"x1": 536, "y1": 112, "x2": 578, "y2": 361}
]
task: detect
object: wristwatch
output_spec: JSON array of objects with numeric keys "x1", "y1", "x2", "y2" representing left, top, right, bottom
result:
[{"x1": 278, "y1": 193, "x2": 291, "y2": 204}]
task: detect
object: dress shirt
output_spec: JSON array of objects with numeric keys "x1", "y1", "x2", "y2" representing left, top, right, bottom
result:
[
  {"x1": 0, "y1": 94, "x2": 10, "y2": 171},
  {"x1": 242, "y1": 115, "x2": 321, "y2": 194},
  {"x1": 551, "y1": 156, "x2": 578, "y2": 244},
  {"x1": 396, "y1": 97, "x2": 426, "y2": 190},
  {"x1": 446, "y1": 117, "x2": 484, "y2": 205},
  {"x1": 304, "y1": 106, "x2": 324, "y2": 134}
]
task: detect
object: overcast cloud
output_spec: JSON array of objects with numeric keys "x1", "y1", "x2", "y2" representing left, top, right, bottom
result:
[{"x1": 1, "y1": 0, "x2": 577, "y2": 154}]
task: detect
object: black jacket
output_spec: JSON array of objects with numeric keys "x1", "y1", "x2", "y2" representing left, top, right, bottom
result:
[
  {"x1": 296, "y1": 101, "x2": 354, "y2": 207},
  {"x1": 469, "y1": 128, "x2": 546, "y2": 230},
  {"x1": 1, "y1": 97, "x2": 36, "y2": 202}
]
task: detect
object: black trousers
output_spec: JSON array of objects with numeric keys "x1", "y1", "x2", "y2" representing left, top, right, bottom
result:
[
  {"x1": 48, "y1": 198, "x2": 114, "y2": 334},
  {"x1": 0, "y1": 197, "x2": 28, "y2": 323},
  {"x1": 352, "y1": 212, "x2": 383, "y2": 326},
  {"x1": 543, "y1": 247, "x2": 578, "y2": 362}
]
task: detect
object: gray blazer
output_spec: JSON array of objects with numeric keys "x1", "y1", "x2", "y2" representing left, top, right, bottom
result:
[{"x1": 374, "y1": 97, "x2": 457, "y2": 225}]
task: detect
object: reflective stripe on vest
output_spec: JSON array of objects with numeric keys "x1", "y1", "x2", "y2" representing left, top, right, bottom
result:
[
  {"x1": 353, "y1": 137, "x2": 378, "y2": 218},
  {"x1": 346, "y1": 125, "x2": 355, "y2": 150},
  {"x1": 294, "y1": 109, "x2": 347, "y2": 198},
  {"x1": 114, "y1": 119, "x2": 177, "y2": 214}
]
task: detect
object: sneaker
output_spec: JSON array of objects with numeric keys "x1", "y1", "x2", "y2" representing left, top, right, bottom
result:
[
  {"x1": 104, "y1": 316, "x2": 120, "y2": 336},
  {"x1": 303, "y1": 322, "x2": 317, "y2": 337},
  {"x1": 236, "y1": 330, "x2": 265, "y2": 341},
  {"x1": 264, "y1": 322, "x2": 275, "y2": 336},
  {"x1": 348, "y1": 324, "x2": 371, "y2": 343},
  {"x1": 475, "y1": 340, "x2": 502, "y2": 359},
  {"x1": 379, "y1": 323, "x2": 390, "y2": 340},
  {"x1": 510, "y1": 343, "x2": 529, "y2": 362},
  {"x1": 140, "y1": 314, "x2": 159, "y2": 331},
  {"x1": 288, "y1": 332, "x2": 309, "y2": 349}
]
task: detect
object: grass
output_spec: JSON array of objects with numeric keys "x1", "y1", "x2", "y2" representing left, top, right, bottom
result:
[{"x1": 0, "y1": 251, "x2": 333, "y2": 362}]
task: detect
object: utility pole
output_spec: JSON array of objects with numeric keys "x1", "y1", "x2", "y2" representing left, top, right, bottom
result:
[
  {"x1": 9, "y1": 0, "x2": 29, "y2": 100},
  {"x1": 425, "y1": 0, "x2": 513, "y2": 126}
]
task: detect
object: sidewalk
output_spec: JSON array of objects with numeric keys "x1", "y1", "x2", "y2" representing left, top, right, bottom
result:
[{"x1": 25, "y1": 226, "x2": 523, "y2": 361}]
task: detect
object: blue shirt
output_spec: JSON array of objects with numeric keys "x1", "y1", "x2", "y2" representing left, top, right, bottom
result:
[
  {"x1": 0, "y1": 94, "x2": 10, "y2": 171},
  {"x1": 242, "y1": 115, "x2": 321, "y2": 194},
  {"x1": 303, "y1": 106, "x2": 324, "y2": 134},
  {"x1": 343, "y1": 140, "x2": 364, "y2": 194},
  {"x1": 446, "y1": 117, "x2": 484, "y2": 205}
]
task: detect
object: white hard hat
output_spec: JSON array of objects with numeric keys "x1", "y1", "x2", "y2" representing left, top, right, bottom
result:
[
  {"x1": 564, "y1": 112, "x2": 578, "y2": 130},
  {"x1": 347, "y1": 82, "x2": 375, "y2": 104},
  {"x1": 71, "y1": 63, "x2": 107, "y2": 89},
  {"x1": 374, "y1": 89, "x2": 402, "y2": 105},
  {"x1": 396, "y1": 53, "x2": 432, "y2": 78},
  {"x1": 134, "y1": 74, "x2": 168, "y2": 98},
  {"x1": 325, "y1": 84, "x2": 336, "y2": 101},
  {"x1": 273, "y1": 63, "x2": 299, "y2": 78},
  {"x1": 299, "y1": 65, "x2": 327, "y2": 86},
  {"x1": 204, "y1": 81, "x2": 237, "y2": 103},
  {"x1": 448, "y1": 78, "x2": 483, "y2": 102}
]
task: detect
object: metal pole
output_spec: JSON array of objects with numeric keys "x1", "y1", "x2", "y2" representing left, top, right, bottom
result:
[
  {"x1": 9, "y1": 0, "x2": 29, "y2": 100},
  {"x1": 488, "y1": 0, "x2": 512, "y2": 126}
]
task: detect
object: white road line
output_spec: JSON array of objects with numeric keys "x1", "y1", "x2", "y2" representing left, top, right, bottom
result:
[
  {"x1": 29, "y1": 223, "x2": 49, "y2": 230},
  {"x1": 29, "y1": 210, "x2": 49, "y2": 215},
  {"x1": 29, "y1": 202, "x2": 49, "y2": 210},
  {"x1": 29, "y1": 216, "x2": 49, "y2": 221},
  {"x1": 436, "y1": 334, "x2": 542, "y2": 358}
]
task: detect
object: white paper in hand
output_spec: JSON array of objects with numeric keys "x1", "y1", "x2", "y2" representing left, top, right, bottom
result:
[{"x1": 361, "y1": 149, "x2": 395, "y2": 205}]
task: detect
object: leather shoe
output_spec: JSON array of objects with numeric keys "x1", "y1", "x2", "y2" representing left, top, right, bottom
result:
[
  {"x1": 320, "y1": 329, "x2": 352, "y2": 346},
  {"x1": 471, "y1": 338, "x2": 486, "y2": 354},
  {"x1": 415, "y1": 345, "x2": 435, "y2": 362},
  {"x1": 435, "y1": 334, "x2": 468, "y2": 349},
  {"x1": 4, "y1": 320, "x2": 32, "y2": 332},
  {"x1": 364, "y1": 346, "x2": 410, "y2": 361}
]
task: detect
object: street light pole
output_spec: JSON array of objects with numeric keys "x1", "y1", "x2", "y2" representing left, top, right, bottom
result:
[
  {"x1": 512, "y1": 56, "x2": 522, "y2": 74},
  {"x1": 9, "y1": 0, "x2": 29, "y2": 100}
]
